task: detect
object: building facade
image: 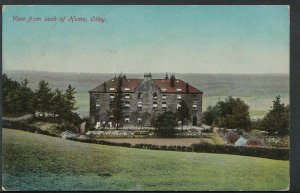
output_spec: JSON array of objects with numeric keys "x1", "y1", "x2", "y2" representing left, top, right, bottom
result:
[{"x1": 89, "y1": 73, "x2": 203, "y2": 128}]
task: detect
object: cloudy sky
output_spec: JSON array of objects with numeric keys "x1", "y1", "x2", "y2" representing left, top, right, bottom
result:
[{"x1": 3, "y1": 5, "x2": 289, "y2": 74}]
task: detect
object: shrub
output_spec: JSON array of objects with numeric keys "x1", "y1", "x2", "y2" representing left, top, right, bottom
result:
[
  {"x1": 226, "y1": 134, "x2": 240, "y2": 144},
  {"x1": 246, "y1": 138, "x2": 264, "y2": 147}
]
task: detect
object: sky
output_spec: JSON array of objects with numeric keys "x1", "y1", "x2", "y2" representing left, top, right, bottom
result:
[{"x1": 3, "y1": 5, "x2": 289, "y2": 74}]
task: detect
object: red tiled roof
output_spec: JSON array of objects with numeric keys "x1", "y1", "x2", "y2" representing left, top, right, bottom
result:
[
  {"x1": 153, "y1": 79, "x2": 203, "y2": 94},
  {"x1": 90, "y1": 78, "x2": 203, "y2": 94},
  {"x1": 89, "y1": 78, "x2": 143, "y2": 93}
]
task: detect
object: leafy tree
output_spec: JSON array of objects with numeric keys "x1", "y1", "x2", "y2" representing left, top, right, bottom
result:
[
  {"x1": 177, "y1": 100, "x2": 190, "y2": 130},
  {"x1": 19, "y1": 78, "x2": 35, "y2": 114},
  {"x1": 112, "y1": 75, "x2": 124, "y2": 129},
  {"x1": 51, "y1": 89, "x2": 66, "y2": 122},
  {"x1": 202, "y1": 96, "x2": 251, "y2": 131},
  {"x1": 33, "y1": 80, "x2": 54, "y2": 117},
  {"x1": 258, "y1": 95, "x2": 289, "y2": 135},
  {"x1": 2, "y1": 75, "x2": 34, "y2": 116},
  {"x1": 203, "y1": 105, "x2": 219, "y2": 125},
  {"x1": 153, "y1": 111, "x2": 178, "y2": 137},
  {"x1": 63, "y1": 84, "x2": 79, "y2": 122}
]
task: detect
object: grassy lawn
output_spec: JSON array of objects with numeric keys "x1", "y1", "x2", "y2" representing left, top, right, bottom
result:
[{"x1": 2, "y1": 128, "x2": 289, "y2": 191}]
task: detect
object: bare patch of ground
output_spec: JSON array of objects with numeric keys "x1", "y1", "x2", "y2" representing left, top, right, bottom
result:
[{"x1": 100, "y1": 138, "x2": 214, "y2": 146}]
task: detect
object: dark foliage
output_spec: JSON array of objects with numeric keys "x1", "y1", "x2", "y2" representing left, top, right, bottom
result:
[{"x1": 153, "y1": 111, "x2": 179, "y2": 137}]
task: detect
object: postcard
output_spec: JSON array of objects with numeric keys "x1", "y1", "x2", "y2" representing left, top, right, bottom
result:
[{"x1": 2, "y1": 5, "x2": 290, "y2": 191}]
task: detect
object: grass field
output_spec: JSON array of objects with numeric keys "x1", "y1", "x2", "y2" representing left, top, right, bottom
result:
[{"x1": 2, "y1": 128, "x2": 289, "y2": 191}]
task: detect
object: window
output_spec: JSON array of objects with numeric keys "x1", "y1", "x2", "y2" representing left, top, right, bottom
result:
[
  {"x1": 138, "y1": 92, "x2": 143, "y2": 99},
  {"x1": 153, "y1": 92, "x2": 158, "y2": 99},
  {"x1": 162, "y1": 102, "x2": 167, "y2": 110},
  {"x1": 109, "y1": 102, "x2": 113, "y2": 108},
  {"x1": 110, "y1": 94, "x2": 115, "y2": 99},
  {"x1": 162, "y1": 95, "x2": 167, "y2": 99},
  {"x1": 161, "y1": 88, "x2": 167, "y2": 92},
  {"x1": 125, "y1": 94, "x2": 130, "y2": 99},
  {"x1": 176, "y1": 88, "x2": 182, "y2": 92},
  {"x1": 177, "y1": 102, "x2": 181, "y2": 109},
  {"x1": 153, "y1": 101, "x2": 158, "y2": 109},
  {"x1": 137, "y1": 118, "x2": 142, "y2": 123},
  {"x1": 177, "y1": 95, "x2": 182, "y2": 100},
  {"x1": 95, "y1": 98, "x2": 100, "y2": 107},
  {"x1": 137, "y1": 102, "x2": 142, "y2": 110},
  {"x1": 124, "y1": 115, "x2": 130, "y2": 123},
  {"x1": 192, "y1": 104, "x2": 198, "y2": 111},
  {"x1": 124, "y1": 101, "x2": 130, "y2": 108},
  {"x1": 110, "y1": 88, "x2": 115, "y2": 91},
  {"x1": 193, "y1": 95, "x2": 198, "y2": 100},
  {"x1": 124, "y1": 88, "x2": 130, "y2": 91}
]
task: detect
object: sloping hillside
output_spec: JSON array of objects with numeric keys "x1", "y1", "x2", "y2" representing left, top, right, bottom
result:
[{"x1": 2, "y1": 128, "x2": 289, "y2": 191}]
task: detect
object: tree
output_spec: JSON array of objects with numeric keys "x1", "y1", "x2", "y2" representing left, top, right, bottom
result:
[
  {"x1": 51, "y1": 89, "x2": 66, "y2": 122},
  {"x1": 258, "y1": 96, "x2": 289, "y2": 135},
  {"x1": 177, "y1": 100, "x2": 190, "y2": 130},
  {"x1": 203, "y1": 105, "x2": 219, "y2": 125},
  {"x1": 33, "y1": 80, "x2": 54, "y2": 117},
  {"x1": 221, "y1": 98, "x2": 251, "y2": 132},
  {"x1": 153, "y1": 111, "x2": 178, "y2": 137},
  {"x1": 112, "y1": 75, "x2": 124, "y2": 129},
  {"x1": 2, "y1": 75, "x2": 34, "y2": 116},
  {"x1": 63, "y1": 84, "x2": 79, "y2": 122},
  {"x1": 202, "y1": 96, "x2": 251, "y2": 131}
]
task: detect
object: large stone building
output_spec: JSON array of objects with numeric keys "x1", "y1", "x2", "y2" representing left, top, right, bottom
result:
[{"x1": 89, "y1": 73, "x2": 203, "y2": 128}]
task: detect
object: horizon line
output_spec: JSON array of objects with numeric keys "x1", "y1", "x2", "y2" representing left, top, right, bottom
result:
[{"x1": 3, "y1": 69, "x2": 290, "y2": 75}]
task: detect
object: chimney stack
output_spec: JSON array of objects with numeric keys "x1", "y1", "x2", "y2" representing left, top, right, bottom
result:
[
  {"x1": 170, "y1": 75, "x2": 175, "y2": 87},
  {"x1": 186, "y1": 82, "x2": 189, "y2": 93},
  {"x1": 103, "y1": 82, "x2": 107, "y2": 92}
]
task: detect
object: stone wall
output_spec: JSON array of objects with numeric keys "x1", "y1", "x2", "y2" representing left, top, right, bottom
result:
[{"x1": 90, "y1": 78, "x2": 202, "y2": 127}]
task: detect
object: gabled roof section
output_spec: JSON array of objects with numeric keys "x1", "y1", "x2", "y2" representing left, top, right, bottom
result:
[
  {"x1": 89, "y1": 78, "x2": 143, "y2": 93},
  {"x1": 153, "y1": 79, "x2": 203, "y2": 94}
]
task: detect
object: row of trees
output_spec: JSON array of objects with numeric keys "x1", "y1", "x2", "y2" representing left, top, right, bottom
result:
[
  {"x1": 2, "y1": 74, "x2": 80, "y2": 124},
  {"x1": 203, "y1": 95, "x2": 289, "y2": 136}
]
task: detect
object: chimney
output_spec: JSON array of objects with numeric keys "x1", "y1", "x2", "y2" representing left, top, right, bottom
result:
[
  {"x1": 144, "y1": 72, "x2": 152, "y2": 81},
  {"x1": 123, "y1": 74, "x2": 126, "y2": 80},
  {"x1": 165, "y1": 73, "x2": 169, "y2": 80},
  {"x1": 170, "y1": 75, "x2": 175, "y2": 87},
  {"x1": 103, "y1": 82, "x2": 107, "y2": 92},
  {"x1": 186, "y1": 82, "x2": 189, "y2": 93}
]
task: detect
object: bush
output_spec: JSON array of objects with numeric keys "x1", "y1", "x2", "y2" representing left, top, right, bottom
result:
[
  {"x1": 226, "y1": 134, "x2": 240, "y2": 144},
  {"x1": 246, "y1": 138, "x2": 264, "y2": 147},
  {"x1": 191, "y1": 143, "x2": 289, "y2": 160},
  {"x1": 153, "y1": 111, "x2": 178, "y2": 137}
]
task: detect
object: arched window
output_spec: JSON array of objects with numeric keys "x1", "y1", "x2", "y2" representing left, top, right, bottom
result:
[
  {"x1": 138, "y1": 92, "x2": 143, "y2": 99},
  {"x1": 153, "y1": 92, "x2": 158, "y2": 99}
]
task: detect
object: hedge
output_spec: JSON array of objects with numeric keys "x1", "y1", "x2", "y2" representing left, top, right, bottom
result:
[
  {"x1": 2, "y1": 120, "x2": 59, "y2": 137},
  {"x1": 68, "y1": 137, "x2": 289, "y2": 160},
  {"x1": 3, "y1": 120, "x2": 289, "y2": 160}
]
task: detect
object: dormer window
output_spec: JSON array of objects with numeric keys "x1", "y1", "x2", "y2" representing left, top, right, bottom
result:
[
  {"x1": 153, "y1": 92, "x2": 158, "y2": 99},
  {"x1": 138, "y1": 92, "x2": 143, "y2": 99}
]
